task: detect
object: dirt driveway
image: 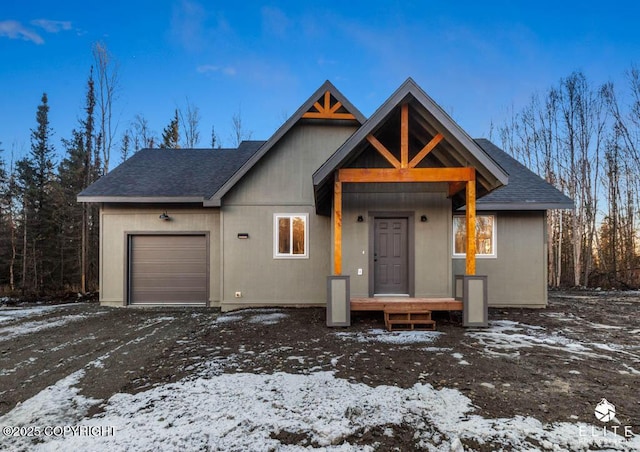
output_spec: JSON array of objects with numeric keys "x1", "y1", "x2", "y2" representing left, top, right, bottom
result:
[{"x1": 1, "y1": 291, "x2": 639, "y2": 450}]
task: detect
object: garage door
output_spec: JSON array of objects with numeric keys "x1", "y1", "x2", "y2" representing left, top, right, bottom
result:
[{"x1": 129, "y1": 235, "x2": 208, "y2": 305}]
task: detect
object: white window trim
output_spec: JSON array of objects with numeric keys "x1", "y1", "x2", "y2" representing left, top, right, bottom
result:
[
  {"x1": 452, "y1": 214, "x2": 497, "y2": 259},
  {"x1": 273, "y1": 213, "x2": 309, "y2": 259}
]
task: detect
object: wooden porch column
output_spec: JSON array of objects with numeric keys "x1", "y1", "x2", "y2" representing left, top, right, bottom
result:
[
  {"x1": 465, "y1": 172, "x2": 476, "y2": 275},
  {"x1": 333, "y1": 175, "x2": 342, "y2": 275}
]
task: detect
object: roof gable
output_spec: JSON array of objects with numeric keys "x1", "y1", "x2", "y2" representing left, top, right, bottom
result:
[
  {"x1": 313, "y1": 78, "x2": 508, "y2": 191},
  {"x1": 204, "y1": 81, "x2": 365, "y2": 206},
  {"x1": 302, "y1": 89, "x2": 358, "y2": 120},
  {"x1": 312, "y1": 78, "x2": 510, "y2": 213}
]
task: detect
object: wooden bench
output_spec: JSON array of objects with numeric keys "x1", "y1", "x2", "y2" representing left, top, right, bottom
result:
[{"x1": 383, "y1": 309, "x2": 435, "y2": 331}]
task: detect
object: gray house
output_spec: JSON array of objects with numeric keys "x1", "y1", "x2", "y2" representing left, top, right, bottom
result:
[{"x1": 78, "y1": 78, "x2": 572, "y2": 319}]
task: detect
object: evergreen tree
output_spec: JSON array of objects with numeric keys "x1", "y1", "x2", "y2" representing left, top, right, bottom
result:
[
  {"x1": 211, "y1": 125, "x2": 220, "y2": 148},
  {"x1": 54, "y1": 69, "x2": 101, "y2": 292},
  {"x1": 120, "y1": 130, "x2": 131, "y2": 162},
  {"x1": 55, "y1": 130, "x2": 85, "y2": 288},
  {"x1": 81, "y1": 68, "x2": 99, "y2": 292},
  {"x1": 18, "y1": 93, "x2": 57, "y2": 293},
  {"x1": 161, "y1": 110, "x2": 180, "y2": 149}
]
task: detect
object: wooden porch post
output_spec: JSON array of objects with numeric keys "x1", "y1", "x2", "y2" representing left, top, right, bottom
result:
[
  {"x1": 333, "y1": 174, "x2": 342, "y2": 275},
  {"x1": 465, "y1": 172, "x2": 476, "y2": 275}
]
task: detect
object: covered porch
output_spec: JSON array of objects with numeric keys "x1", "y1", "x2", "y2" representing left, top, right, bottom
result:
[{"x1": 315, "y1": 80, "x2": 508, "y2": 329}]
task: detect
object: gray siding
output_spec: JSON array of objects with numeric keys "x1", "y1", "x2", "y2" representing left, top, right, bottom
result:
[
  {"x1": 224, "y1": 124, "x2": 357, "y2": 206},
  {"x1": 453, "y1": 211, "x2": 547, "y2": 307},
  {"x1": 221, "y1": 123, "x2": 358, "y2": 310},
  {"x1": 220, "y1": 205, "x2": 331, "y2": 309},
  {"x1": 341, "y1": 183, "x2": 452, "y2": 298}
]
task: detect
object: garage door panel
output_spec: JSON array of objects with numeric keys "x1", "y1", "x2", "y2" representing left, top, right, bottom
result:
[
  {"x1": 130, "y1": 235, "x2": 208, "y2": 305},
  {"x1": 132, "y1": 288, "x2": 207, "y2": 304},
  {"x1": 130, "y1": 262, "x2": 207, "y2": 274},
  {"x1": 133, "y1": 275, "x2": 207, "y2": 290}
]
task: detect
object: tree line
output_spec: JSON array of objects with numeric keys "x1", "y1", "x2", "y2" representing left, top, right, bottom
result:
[
  {"x1": 0, "y1": 43, "x2": 251, "y2": 296},
  {"x1": 495, "y1": 68, "x2": 640, "y2": 288},
  {"x1": 4, "y1": 44, "x2": 637, "y2": 295}
]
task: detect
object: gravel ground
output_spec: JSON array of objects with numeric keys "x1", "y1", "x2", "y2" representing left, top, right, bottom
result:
[{"x1": 0, "y1": 290, "x2": 639, "y2": 450}]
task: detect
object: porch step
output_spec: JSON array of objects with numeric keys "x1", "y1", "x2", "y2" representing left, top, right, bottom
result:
[{"x1": 384, "y1": 309, "x2": 435, "y2": 332}]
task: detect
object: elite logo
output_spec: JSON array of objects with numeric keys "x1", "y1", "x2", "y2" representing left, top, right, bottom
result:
[{"x1": 594, "y1": 398, "x2": 617, "y2": 423}]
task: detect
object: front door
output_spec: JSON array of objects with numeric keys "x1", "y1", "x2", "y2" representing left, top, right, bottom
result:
[{"x1": 374, "y1": 218, "x2": 409, "y2": 295}]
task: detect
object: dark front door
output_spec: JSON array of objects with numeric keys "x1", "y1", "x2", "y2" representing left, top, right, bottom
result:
[{"x1": 374, "y1": 218, "x2": 409, "y2": 295}]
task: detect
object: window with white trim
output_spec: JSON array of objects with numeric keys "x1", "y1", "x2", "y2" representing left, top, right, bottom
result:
[
  {"x1": 453, "y1": 215, "x2": 496, "y2": 258},
  {"x1": 274, "y1": 214, "x2": 308, "y2": 258}
]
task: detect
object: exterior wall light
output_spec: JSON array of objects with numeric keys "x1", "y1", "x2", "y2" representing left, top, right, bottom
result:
[
  {"x1": 357, "y1": 215, "x2": 364, "y2": 223},
  {"x1": 420, "y1": 215, "x2": 428, "y2": 222}
]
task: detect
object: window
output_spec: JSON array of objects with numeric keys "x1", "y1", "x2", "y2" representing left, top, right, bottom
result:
[
  {"x1": 274, "y1": 214, "x2": 308, "y2": 258},
  {"x1": 453, "y1": 215, "x2": 496, "y2": 258}
]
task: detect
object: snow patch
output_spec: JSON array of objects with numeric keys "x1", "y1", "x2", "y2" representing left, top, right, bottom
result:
[
  {"x1": 217, "y1": 309, "x2": 289, "y2": 325},
  {"x1": 0, "y1": 313, "x2": 104, "y2": 342},
  {"x1": 0, "y1": 370, "x2": 100, "y2": 450},
  {"x1": 451, "y1": 352, "x2": 470, "y2": 365},
  {"x1": 215, "y1": 314, "x2": 243, "y2": 323},
  {"x1": 466, "y1": 320, "x2": 634, "y2": 362},
  {"x1": 0, "y1": 304, "x2": 79, "y2": 323},
  {"x1": 5, "y1": 371, "x2": 636, "y2": 451},
  {"x1": 336, "y1": 329, "x2": 442, "y2": 344},
  {"x1": 248, "y1": 312, "x2": 288, "y2": 324}
]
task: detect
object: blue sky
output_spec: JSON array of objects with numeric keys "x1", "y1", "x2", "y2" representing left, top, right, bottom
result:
[{"x1": 1, "y1": 1, "x2": 639, "y2": 165}]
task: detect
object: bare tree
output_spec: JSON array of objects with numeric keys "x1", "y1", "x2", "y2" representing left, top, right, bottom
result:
[
  {"x1": 130, "y1": 114, "x2": 156, "y2": 150},
  {"x1": 499, "y1": 73, "x2": 605, "y2": 287},
  {"x1": 93, "y1": 41, "x2": 119, "y2": 174},
  {"x1": 179, "y1": 98, "x2": 201, "y2": 148},
  {"x1": 230, "y1": 107, "x2": 252, "y2": 147}
]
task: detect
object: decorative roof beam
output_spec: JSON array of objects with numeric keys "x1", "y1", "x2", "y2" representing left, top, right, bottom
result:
[
  {"x1": 302, "y1": 90, "x2": 356, "y2": 120},
  {"x1": 401, "y1": 103, "x2": 409, "y2": 168},
  {"x1": 303, "y1": 111, "x2": 358, "y2": 120},
  {"x1": 366, "y1": 135, "x2": 401, "y2": 168},
  {"x1": 329, "y1": 101, "x2": 343, "y2": 114},
  {"x1": 409, "y1": 133, "x2": 444, "y2": 168},
  {"x1": 448, "y1": 181, "x2": 466, "y2": 197},
  {"x1": 338, "y1": 167, "x2": 475, "y2": 183}
]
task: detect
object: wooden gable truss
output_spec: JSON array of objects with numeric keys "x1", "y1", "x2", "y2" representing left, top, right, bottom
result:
[
  {"x1": 302, "y1": 90, "x2": 357, "y2": 120},
  {"x1": 332, "y1": 102, "x2": 478, "y2": 277}
]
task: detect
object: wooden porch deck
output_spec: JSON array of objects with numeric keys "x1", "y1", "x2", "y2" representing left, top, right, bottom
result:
[{"x1": 350, "y1": 297, "x2": 463, "y2": 312}]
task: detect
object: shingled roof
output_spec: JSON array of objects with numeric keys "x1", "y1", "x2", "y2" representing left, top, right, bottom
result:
[
  {"x1": 472, "y1": 139, "x2": 574, "y2": 210},
  {"x1": 77, "y1": 141, "x2": 265, "y2": 203}
]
